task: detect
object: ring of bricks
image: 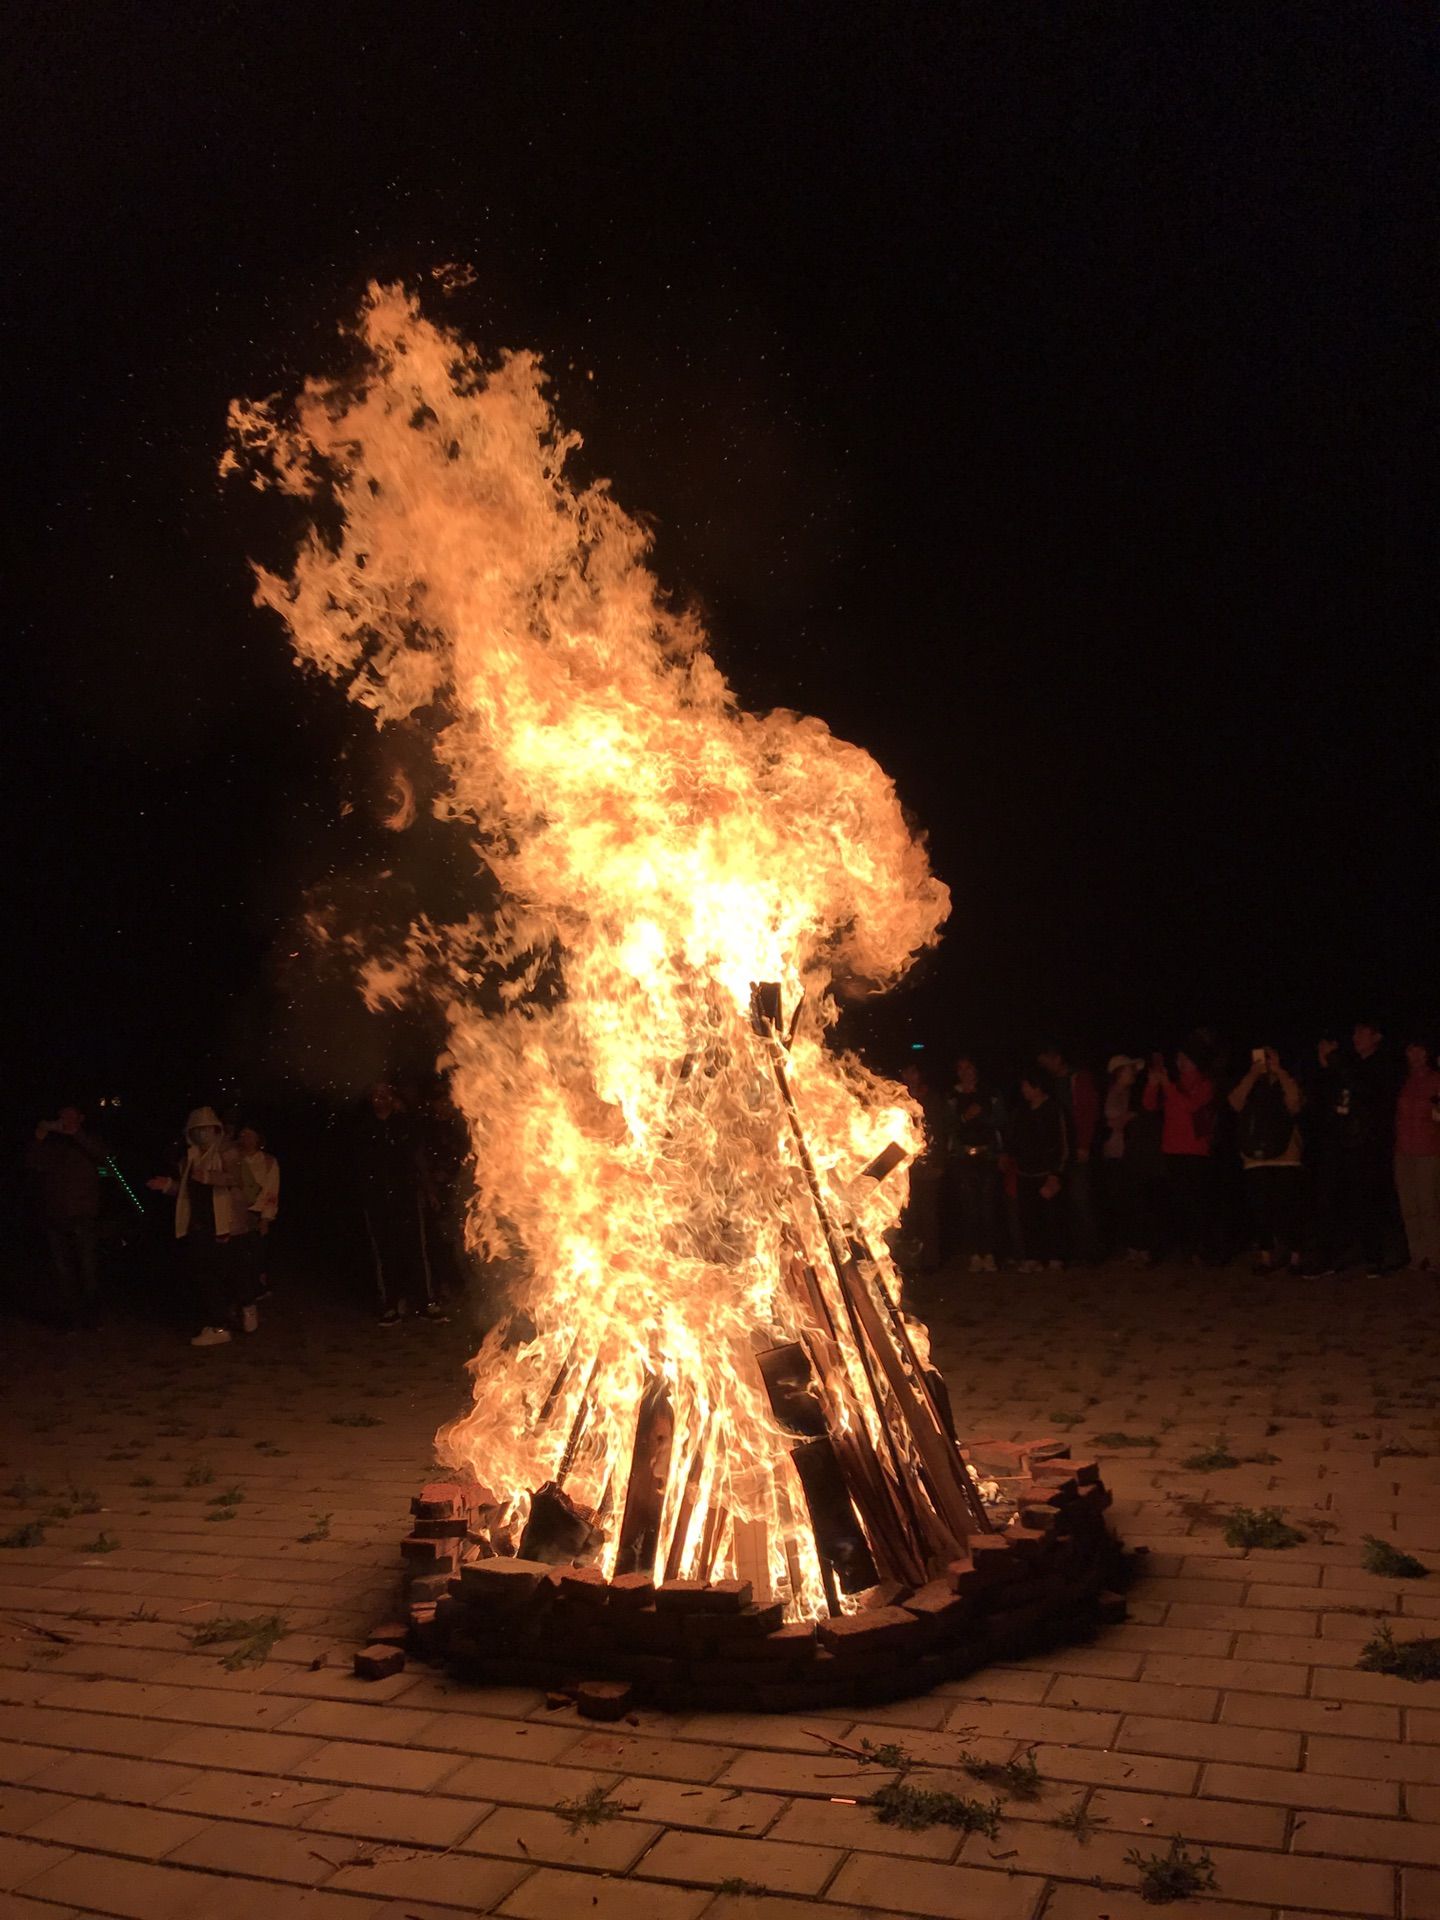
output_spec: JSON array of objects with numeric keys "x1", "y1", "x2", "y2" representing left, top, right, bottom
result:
[{"x1": 359, "y1": 1439, "x2": 1127, "y2": 1718}]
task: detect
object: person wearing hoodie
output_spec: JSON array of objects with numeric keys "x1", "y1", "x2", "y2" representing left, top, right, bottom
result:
[{"x1": 147, "y1": 1106, "x2": 256, "y2": 1346}]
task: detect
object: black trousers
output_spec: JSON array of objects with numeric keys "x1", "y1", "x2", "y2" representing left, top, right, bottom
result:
[
  {"x1": 1246, "y1": 1166, "x2": 1308, "y2": 1259},
  {"x1": 364, "y1": 1196, "x2": 434, "y2": 1313},
  {"x1": 1311, "y1": 1150, "x2": 1398, "y2": 1269},
  {"x1": 185, "y1": 1227, "x2": 249, "y2": 1330},
  {"x1": 43, "y1": 1218, "x2": 99, "y2": 1326},
  {"x1": 952, "y1": 1153, "x2": 997, "y2": 1258},
  {"x1": 1018, "y1": 1180, "x2": 1065, "y2": 1263},
  {"x1": 1164, "y1": 1154, "x2": 1220, "y2": 1261}
]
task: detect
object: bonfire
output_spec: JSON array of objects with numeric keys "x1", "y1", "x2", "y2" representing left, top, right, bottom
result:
[{"x1": 227, "y1": 284, "x2": 1120, "y2": 1707}]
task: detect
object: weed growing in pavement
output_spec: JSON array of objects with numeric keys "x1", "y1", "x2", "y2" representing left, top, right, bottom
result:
[
  {"x1": 130, "y1": 1475, "x2": 155, "y2": 1488},
  {"x1": 188, "y1": 1612, "x2": 290, "y2": 1669},
  {"x1": 298, "y1": 1513, "x2": 333, "y2": 1543},
  {"x1": 183, "y1": 1463, "x2": 215, "y2": 1487},
  {"x1": 1357, "y1": 1624, "x2": 1440, "y2": 1681},
  {"x1": 1049, "y1": 1410, "x2": 1084, "y2": 1430},
  {"x1": 208, "y1": 1487, "x2": 244, "y2": 1507},
  {"x1": 1052, "y1": 1798, "x2": 1109, "y2": 1844},
  {"x1": 1179, "y1": 1436, "x2": 1238, "y2": 1471},
  {"x1": 1223, "y1": 1506, "x2": 1304, "y2": 1549},
  {"x1": 79, "y1": 1532, "x2": 119, "y2": 1553},
  {"x1": 964, "y1": 1749, "x2": 1041, "y2": 1799},
  {"x1": 3, "y1": 1475, "x2": 46, "y2": 1501},
  {"x1": 872, "y1": 1781, "x2": 1002, "y2": 1836},
  {"x1": 553, "y1": 1784, "x2": 637, "y2": 1832},
  {"x1": 1091, "y1": 1432, "x2": 1159, "y2": 1449},
  {"x1": 1126, "y1": 1834, "x2": 1218, "y2": 1903},
  {"x1": 328, "y1": 1412, "x2": 383, "y2": 1428},
  {"x1": 1361, "y1": 1535, "x2": 1428, "y2": 1579},
  {"x1": 0, "y1": 1521, "x2": 45, "y2": 1548}
]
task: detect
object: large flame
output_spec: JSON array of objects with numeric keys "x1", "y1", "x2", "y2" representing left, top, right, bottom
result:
[{"x1": 229, "y1": 283, "x2": 950, "y2": 1613}]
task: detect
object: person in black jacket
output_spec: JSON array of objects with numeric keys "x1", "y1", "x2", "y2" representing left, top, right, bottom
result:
[
  {"x1": 25, "y1": 1105, "x2": 107, "y2": 1328},
  {"x1": 946, "y1": 1054, "x2": 999, "y2": 1273},
  {"x1": 1305, "y1": 1024, "x2": 1402, "y2": 1276},
  {"x1": 1008, "y1": 1070, "x2": 1070, "y2": 1271},
  {"x1": 354, "y1": 1083, "x2": 447, "y2": 1324}
]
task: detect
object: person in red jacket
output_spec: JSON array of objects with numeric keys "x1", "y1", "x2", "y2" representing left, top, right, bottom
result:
[
  {"x1": 1143, "y1": 1045, "x2": 1220, "y2": 1263},
  {"x1": 1037, "y1": 1045, "x2": 1100, "y2": 1263},
  {"x1": 1395, "y1": 1037, "x2": 1440, "y2": 1271}
]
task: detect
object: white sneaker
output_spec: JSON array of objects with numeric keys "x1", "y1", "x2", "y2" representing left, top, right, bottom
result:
[
  {"x1": 190, "y1": 1326, "x2": 232, "y2": 1348},
  {"x1": 240, "y1": 1304, "x2": 259, "y2": 1335}
]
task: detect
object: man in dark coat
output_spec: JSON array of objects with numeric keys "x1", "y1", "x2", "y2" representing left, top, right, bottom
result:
[{"x1": 25, "y1": 1104, "x2": 107, "y2": 1327}]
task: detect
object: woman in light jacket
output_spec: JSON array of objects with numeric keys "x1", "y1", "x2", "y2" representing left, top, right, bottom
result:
[{"x1": 148, "y1": 1106, "x2": 255, "y2": 1346}]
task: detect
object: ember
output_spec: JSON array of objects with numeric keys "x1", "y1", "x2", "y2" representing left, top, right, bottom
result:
[{"x1": 229, "y1": 282, "x2": 1123, "y2": 1706}]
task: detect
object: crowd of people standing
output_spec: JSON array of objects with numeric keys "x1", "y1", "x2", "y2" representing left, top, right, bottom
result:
[
  {"x1": 21, "y1": 1080, "x2": 468, "y2": 1344},
  {"x1": 904, "y1": 1022, "x2": 1440, "y2": 1280}
]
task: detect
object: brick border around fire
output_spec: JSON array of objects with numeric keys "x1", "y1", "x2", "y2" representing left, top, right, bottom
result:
[{"x1": 377, "y1": 1441, "x2": 1126, "y2": 1712}]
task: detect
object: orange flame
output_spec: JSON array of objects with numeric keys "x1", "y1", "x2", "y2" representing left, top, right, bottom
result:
[{"x1": 229, "y1": 282, "x2": 950, "y2": 1612}]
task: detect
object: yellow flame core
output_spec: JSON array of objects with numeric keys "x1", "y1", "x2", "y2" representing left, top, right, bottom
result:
[{"x1": 231, "y1": 283, "x2": 950, "y2": 1612}]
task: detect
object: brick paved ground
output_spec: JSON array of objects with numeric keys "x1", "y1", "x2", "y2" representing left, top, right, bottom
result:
[{"x1": 2, "y1": 1263, "x2": 1439, "y2": 1919}]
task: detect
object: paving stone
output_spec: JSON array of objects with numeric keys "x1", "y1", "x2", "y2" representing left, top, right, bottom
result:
[
  {"x1": 299, "y1": 1785, "x2": 485, "y2": 1847},
  {"x1": 496, "y1": 1868, "x2": 709, "y2": 1918},
  {"x1": 462, "y1": 1803, "x2": 660, "y2": 1871},
  {"x1": 1292, "y1": 1808, "x2": 1440, "y2": 1865},
  {"x1": 0, "y1": 1835, "x2": 72, "y2": 1896},
  {"x1": 21, "y1": 1797, "x2": 209, "y2": 1859},
  {"x1": 1117, "y1": 1713, "x2": 1302, "y2": 1768},
  {"x1": 1087, "y1": 1784, "x2": 1288, "y2": 1848},
  {"x1": 150, "y1": 1724, "x2": 327, "y2": 1774},
  {"x1": 290, "y1": 1738, "x2": 467, "y2": 1791},
  {"x1": 827, "y1": 1852, "x2": 1045, "y2": 1918},
  {"x1": 634, "y1": 1827, "x2": 841, "y2": 1894},
  {"x1": 766, "y1": 1794, "x2": 962, "y2": 1859},
  {"x1": 1201, "y1": 1759, "x2": 1401, "y2": 1816}
]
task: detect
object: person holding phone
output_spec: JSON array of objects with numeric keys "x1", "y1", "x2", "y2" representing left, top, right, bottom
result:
[{"x1": 1229, "y1": 1047, "x2": 1306, "y2": 1272}]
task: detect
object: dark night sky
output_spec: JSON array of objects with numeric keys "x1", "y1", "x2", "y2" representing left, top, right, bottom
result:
[{"x1": 5, "y1": 3, "x2": 1437, "y2": 1113}]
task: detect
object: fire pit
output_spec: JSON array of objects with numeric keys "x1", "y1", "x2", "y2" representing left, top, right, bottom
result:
[
  {"x1": 228, "y1": 284, "x2": 1124, "y2": 1712},
  {"x1": 394, "y1": 1437, "x2": 1122, "y2": 1712}
]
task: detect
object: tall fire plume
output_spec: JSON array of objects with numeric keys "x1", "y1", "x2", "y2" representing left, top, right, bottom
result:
[{"x1": 228, "y1": 283, "x2": 968, "y2": 1619}]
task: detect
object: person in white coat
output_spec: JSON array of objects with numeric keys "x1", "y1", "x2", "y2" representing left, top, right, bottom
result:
[{"x1": 147, "y1": 1106, "x2": 255, "y2": 1346}]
